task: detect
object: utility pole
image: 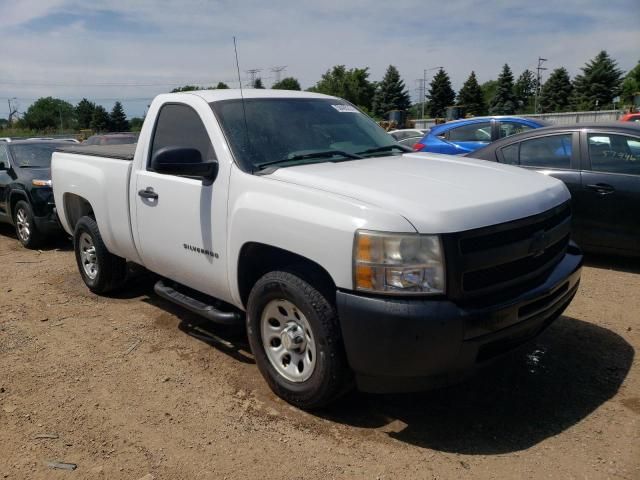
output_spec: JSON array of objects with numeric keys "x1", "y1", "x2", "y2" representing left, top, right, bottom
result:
[
  {"x1": 7, "y1": 98, "x2": 18, "y2": 124},
  {"x1": 421, "y1": 67, "x2": 442, "y2": 119},
  {"x1": 270, "y1": 66, "x2": 287, "y2": 85},
  {"x1": 534, "y1": 57, "x2": 548, "y2": 114},
  {"x1": 245, "y1": 69, "x2": 261, "y2": 88}
]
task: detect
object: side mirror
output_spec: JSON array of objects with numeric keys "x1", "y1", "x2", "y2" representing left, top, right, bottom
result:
[
  {"x1": 0, "y1": 162, "x2": 6, "y2": 170},
  {"x1": 151, "y1": 146, "x2": 218, "y2": 182}
]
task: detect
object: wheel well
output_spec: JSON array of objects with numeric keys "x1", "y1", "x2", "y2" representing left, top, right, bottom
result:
[
  {"x1": 62, "y1": 193, "x2": 94, "y2": 231},
  {"x1": 237, "y1": 243, "x2": 337, "y2": 308},
  {"x1": 9, "y1": 191, "x2": 28, "y2": 218}
]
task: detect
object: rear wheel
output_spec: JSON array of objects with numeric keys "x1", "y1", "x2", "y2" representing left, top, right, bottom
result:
[
  {"x1": 247, "y1": 271, "x2": 351, "y2": 409},
  {"x1": 13, "y1": 200, "x2": 44, "y2": 249},
  {"x1": 73, "y1": 216, "x2": 127, "y2": 294}
]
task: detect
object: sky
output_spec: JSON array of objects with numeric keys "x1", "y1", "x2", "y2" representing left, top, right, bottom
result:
[{"x1": 1, "y1": 0, "x2": 639, "y2": 118}]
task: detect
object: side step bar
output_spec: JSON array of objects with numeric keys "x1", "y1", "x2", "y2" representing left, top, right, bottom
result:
[{"x1": 154, "y1": 280, "x2": 243, "y2": 326}]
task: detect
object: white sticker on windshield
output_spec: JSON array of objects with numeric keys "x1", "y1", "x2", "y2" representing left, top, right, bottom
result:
[{"x1": 331, "y1": 104, "x2": 359, "y2": 113}]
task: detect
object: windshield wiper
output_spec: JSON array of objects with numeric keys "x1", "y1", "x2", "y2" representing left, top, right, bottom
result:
[
  {"x1": 356, "y1": 144, "x2": 412, "y2": 155},
  {"x1": 255, "y1": 150, "x2": 363, "y2": 170}
]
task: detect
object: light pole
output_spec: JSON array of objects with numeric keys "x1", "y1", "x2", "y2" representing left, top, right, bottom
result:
[
  {"x1": 421, "y1": 67, "x2": 442, "y2": 119},
  {"x1": 534, "y1": 57, "x2": 548, "y2": 114}
]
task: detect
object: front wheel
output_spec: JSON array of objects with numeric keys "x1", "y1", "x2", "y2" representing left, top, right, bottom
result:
[
  {"x1": 13, "y1": 200, "x2": 44, "y2": 249},
  {"x1": 73, "y1": 216, "x2": 127, "y2": 294},
  {"x1": 247, "y1": 271, "x2": 351, "y2": 409}
]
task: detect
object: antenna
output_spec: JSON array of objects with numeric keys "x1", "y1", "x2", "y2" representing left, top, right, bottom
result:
[{"x1": 233, "y1": 37, "x2": 252, "y2": 163}]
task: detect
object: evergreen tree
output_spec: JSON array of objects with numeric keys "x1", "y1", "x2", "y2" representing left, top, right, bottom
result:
[
  {"x1": 539, "y1": 67, "x2": 573, "y2": 113},
  {"x1": 426, "y1": 68, "x2": 455, "y2": 118},
  {"x1": 456, "y1": 71, "x2": 486, "y2": 116},
  {"x1": 621, "y1": 60, "x2": 640, "y2": 105},
  {"x1": 489, "y1": 64, "x2": 517, "y2": 114},
  {"x1": 572, "y1": 51, "x2": 623, "y2": 110},
  {"x1": 371, "y1": 65, "x2": 411, "y2": 118},
  {"x1": 109, "y1": 101, "x2": 129, "y2": 131},
  {"x1": 76, "y1": 98, "x2": 96, "y2": 129},
  {"x1": 513, "y1": 69, "x2": 536, "y2": 113},
  {"x1": 253, "y1": 78, "x2": 265, "y2": 89},
  {"x1": 272, "y1": 77, "x2": 301, "y2": 91},
  {"x1": 215, "y1": 82, "x2": 229, "y2": 89},
  {"x1": 308, "y1": 65, "x2": 375, "y2": 111},
  {"x1": 129, "y1": 117, "x2": 144, "y2": 131},
  {"x1": 90, "y1": 105, "x2": 110, "y2": 132}
]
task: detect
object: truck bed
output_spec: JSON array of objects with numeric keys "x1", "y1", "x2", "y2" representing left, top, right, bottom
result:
[{"x1": 57, "y1": 144, "x2": 136, "y2": 161}]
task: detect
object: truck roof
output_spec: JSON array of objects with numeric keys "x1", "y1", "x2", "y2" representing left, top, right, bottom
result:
[{"x1": 180, "y1": 89, "x2": 336, "y2": 103}]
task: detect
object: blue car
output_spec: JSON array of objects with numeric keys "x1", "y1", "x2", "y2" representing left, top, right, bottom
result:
[{"x1": 413, "y1": 116, "x2": 547, "y2": 155}]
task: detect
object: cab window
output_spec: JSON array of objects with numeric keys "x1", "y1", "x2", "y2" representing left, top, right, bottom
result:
[{"x1": 150, "y1": 104, "x2": 216, "y2": 169}]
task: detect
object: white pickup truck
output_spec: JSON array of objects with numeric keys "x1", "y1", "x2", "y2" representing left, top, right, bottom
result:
[{"x1": 52, "y1": 90, "x2": 582, "y2": 409}]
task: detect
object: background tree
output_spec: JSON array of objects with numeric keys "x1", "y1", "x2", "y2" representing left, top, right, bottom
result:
[
  {"x1": 513, "y1": 69, "x2": 536, "y2": 113},
  {"x1": 22, "y1": 97, "x2": 75, "y2": 131},
  {"x1": 272, "y1": 77, "x2": 301, "y2": 91},
  {"x1": 481, "y1": 80, "x2": 498, "y2": 106},
  {"x1": 253, "y1": 78, "x2": 265, "y2": 89},
  {"x1": 90, "y1": 105, "x2": 111, "y2": 132},
  {"x1": 75, "y1": 98, "x2": 96, "y2": 129},
  {"x1": 371, "y1": 65, "x2": 411, "y2": 118},
  {"x1": 308, "y1": 65, "x2": 375, "y2": 111},
  {"x1": 171, "y1": 85, "x2": 201, "y2": 92},
  {"x1": 572, "y1": 51, "x2": 623, "y2": 110},
  {"x1": 539, "y1": 68, "x2": 573, "y2": 113},
  {"x1": 129, "y1": 117, "x2": 144, "y2": 131},
  {"x1": 215, "y1": 82, "x2": 229, "y2": 89},
  {"x1": 489, "y1": 64, "x2": 517, "y2": 114},
  {"x1": 621, "y1": 60, "x2": 640, "y2": 106},
  {"x1": 109, "y1": 101, "x2": 129, "y2": 131},
  {"x1": 457, "y1": 71, "x2": 486, "y2": 116},
  {"x1": 426, "y1": 68, "x2": 455, "y2": 118}
]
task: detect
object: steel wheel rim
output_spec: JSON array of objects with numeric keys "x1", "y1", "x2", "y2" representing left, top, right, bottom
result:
[
  {"x1": 260, "y1": 299, "x2": 317, "y2": 383},
  {"x1": 15, "y1": 208, "x2": 30, "y2": 242},
  {"x1": 79, "y1": 232, "x2": 98, "y2": 280}
]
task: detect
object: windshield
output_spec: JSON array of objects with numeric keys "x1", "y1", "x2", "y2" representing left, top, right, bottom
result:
[
  {"x1": 8, "y1": 143, "x2": 62, "y2": 168},
  {"x1": 211, "y1": 98, "x2": 400, "y2": 171}
]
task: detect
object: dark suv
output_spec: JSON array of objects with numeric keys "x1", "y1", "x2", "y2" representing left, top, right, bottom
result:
[{"x1": 0, "y1": 140, "x2": 67, "y2": 248}]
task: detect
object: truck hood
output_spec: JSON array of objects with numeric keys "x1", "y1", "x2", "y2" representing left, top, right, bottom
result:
[{"x1": 269, "y1": 152, "x2": 570, "y2": 233}]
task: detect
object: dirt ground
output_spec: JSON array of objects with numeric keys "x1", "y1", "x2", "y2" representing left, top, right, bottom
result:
[{"x1": 0, "y1": 223, "x2": 638, "y2": 480}]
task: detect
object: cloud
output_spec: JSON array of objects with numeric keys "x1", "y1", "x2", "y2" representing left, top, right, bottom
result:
[{"x1": 1, "y1": 0, "x2": 638, "y2": 117}]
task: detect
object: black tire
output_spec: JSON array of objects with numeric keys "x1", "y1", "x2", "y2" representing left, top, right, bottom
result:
[
  {"x1": 73, "y1": 216, "x2": 127, "y2": 294},
  {"x1": 13, "y1": 200, "x2": 44, "y2": 249},
  {"x1": 247, "y1": 270, "x2": 352, "y2": 409}
]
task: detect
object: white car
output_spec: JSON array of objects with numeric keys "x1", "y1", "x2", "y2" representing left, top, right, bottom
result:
[{"x1": 52, "y1": 89, "x2": 582, "y2": 409}]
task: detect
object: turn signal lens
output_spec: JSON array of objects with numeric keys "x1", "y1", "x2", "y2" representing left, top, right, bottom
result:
[
  {"x1": 413, "y1": 143, "x2": 425, "y2": 151},
  {"x1": 32, "y1": 179, "x2": 52, "y2": 187}
]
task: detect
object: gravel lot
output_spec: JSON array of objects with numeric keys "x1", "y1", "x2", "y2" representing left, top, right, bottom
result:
[{"x1": 0, "y1": 224, "x2": 638, "y2": 479}]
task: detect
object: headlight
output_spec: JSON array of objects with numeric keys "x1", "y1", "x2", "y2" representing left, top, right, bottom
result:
[{"x1": 353, "y1": 230, "x2": 445, "y2": 295}]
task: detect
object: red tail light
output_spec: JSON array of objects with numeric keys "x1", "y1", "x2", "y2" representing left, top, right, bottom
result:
[{"x1": 413, "y1": 143, "x2": 425, "y2": 151}]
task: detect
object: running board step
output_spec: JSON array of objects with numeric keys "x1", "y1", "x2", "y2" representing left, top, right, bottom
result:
[{"x1": 154, "y1": 280, "x2": 243, "y2": 326}]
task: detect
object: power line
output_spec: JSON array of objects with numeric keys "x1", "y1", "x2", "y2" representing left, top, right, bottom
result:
[
  {"x1": 270, "y1": 66, "x2": 287, "y2": 84},
  {"x1": 534, "y1": 57, "x2": 548, "y2": 114},
  {"x1": 245, "y1": 69, "x2": 261, "y2": 87}
]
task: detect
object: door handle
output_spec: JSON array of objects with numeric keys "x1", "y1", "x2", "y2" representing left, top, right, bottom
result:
[
  {"x1": 586, "y1": 183, "x2": 614, "y2": 195},
  {"x1": 138, "y1": 188, "x2": 158, "y2": 200}
]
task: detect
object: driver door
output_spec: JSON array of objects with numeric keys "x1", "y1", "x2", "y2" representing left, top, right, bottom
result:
[{"x1": 134, "y1": 101, "x2": 232, "y2": 301}]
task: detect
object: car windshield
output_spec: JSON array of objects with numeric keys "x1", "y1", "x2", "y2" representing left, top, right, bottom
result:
[
  {"x1": 8, "y1": 143, "x2": 61, "y2": 168},
  {"x1": 211, "y1": 98, "x2": 400, "y2": 171}
]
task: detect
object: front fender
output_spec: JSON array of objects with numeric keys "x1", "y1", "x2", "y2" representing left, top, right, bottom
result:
[{"x1": 227, "y1": 169, "x2": 416, "y2": 305}]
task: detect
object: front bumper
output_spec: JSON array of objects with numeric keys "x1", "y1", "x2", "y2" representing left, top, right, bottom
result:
[
  {"x1": 336, "y1": 243, "x2": 583, "y2": 393},
  {"x1": 33, "y1": 205, "x2": 62, "y2": 236}
]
